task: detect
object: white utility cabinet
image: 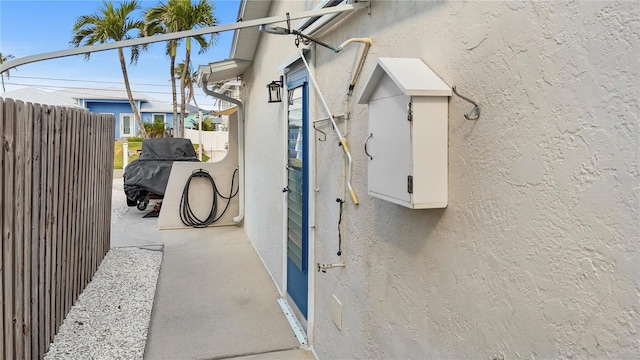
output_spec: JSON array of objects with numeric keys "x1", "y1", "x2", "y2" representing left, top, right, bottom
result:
[{"x1": 358, "y1": 57, "x2": 451, "y2": 209}]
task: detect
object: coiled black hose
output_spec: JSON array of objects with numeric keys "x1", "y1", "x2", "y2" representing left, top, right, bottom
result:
[{"x1": 179, "y1": 167, "x2": 239, "y2": 228}]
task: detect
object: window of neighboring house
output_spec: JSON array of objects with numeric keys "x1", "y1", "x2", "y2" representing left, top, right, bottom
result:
[{"x1": 153, "y1": 113, "x2": 165, "y2": 124}]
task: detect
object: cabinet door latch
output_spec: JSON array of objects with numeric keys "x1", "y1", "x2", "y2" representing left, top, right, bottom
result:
[
  {"x1": 407, "y1": 102, "x2": 413, "y2": 121},
  {"x1": 407, "y1": 175, "x2": 413, "y2": 194}
]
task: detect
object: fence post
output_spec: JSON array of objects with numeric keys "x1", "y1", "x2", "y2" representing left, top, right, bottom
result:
[
  {"x1": 122, "y1": 142, "x2": 129, "y2": 169},
  {"x1": 198, "y1": 111, "x2": 203, "y2": 162}
]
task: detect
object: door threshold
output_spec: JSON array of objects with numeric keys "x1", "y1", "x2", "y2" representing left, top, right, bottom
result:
[{"x1": 277, "y1": 298, "x2": 308, "y2": 345}]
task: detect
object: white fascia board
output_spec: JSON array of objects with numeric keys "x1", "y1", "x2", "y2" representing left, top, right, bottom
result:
[{"x1": 230, "y1": 0, "x2": 272, "y2": 59}]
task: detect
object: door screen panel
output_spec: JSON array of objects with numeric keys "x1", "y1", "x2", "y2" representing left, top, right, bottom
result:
[{"x1": 287, "y1": 86, "x2": 304, "y2": 271}]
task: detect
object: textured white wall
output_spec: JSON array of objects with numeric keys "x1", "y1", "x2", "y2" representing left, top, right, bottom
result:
[
  {"x1": 242, "y1": 0, "x2": 639, "y2": 358},
  {"x1": 240, "y1": 0, "x2": 305, "y2": 291}
]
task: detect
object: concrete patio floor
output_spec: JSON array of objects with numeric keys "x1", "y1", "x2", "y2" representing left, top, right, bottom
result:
[{"x1": 110, "y1": 206, "x2": 312, "y2": 360}]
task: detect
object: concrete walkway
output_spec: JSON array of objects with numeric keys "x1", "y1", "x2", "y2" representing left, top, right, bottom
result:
[{"x1": 111, "y1": 208, "x2": 312, "y2": 360}]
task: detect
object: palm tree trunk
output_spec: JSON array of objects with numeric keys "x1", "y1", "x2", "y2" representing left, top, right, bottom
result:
[
  {"x1": 170, "y1": 53, "x2": 178, "y2": 138},
  {"x1": 119, "y1": 48, "x2": 148, "y2": 139},
  {"x1": 179, "y1": 39, "x2": 191, "y2": 138},
  {"x1": 1, "y1": 74, "x2": 5, "y2": 92}
]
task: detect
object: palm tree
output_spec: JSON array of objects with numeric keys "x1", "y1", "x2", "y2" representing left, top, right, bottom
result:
[
  {"x1": 177, "y1": 62, "x2": 207, "y2": 158},
  {"x1": 144, "y1": 1, "x2": 180, "y2": 137},
  {"x1": 176, "y1": 62, "x2": 204, "y2": 130},
  {"x1": 175, "y1": 62, "x2": 198, "y2": 105},
  {"x1": 71, "y1": 0, "x2": 149, "y2": 138},
  {"x1": 0, "y1": 52, "x2": 15, "y2": 92},
  {"x1": 173, "y1": 0, "x2": 217, "y2": 137}
]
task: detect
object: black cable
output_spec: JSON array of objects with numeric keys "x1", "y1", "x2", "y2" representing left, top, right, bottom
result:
[
  {"x1": 179, "y1": 167, "x2": 239, "y2": 228},
  {"x1": 336, "y1": 198, "x2": 345, "y2": 256}
]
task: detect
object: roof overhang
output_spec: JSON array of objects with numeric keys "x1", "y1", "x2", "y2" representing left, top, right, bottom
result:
[
  {"x1": 197, "y1": 0, "x2": 369, "y2": 88},
  {"x1": 198, "y1": 59, "x2": 252, "y2": 85},
  {"x1": 231, "y1": 1, "x2": 273, "y2": 61}
]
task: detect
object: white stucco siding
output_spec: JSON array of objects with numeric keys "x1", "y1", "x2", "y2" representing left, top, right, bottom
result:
[
  {"x1": 243, "y1": 0, "x2": 638, "y2": 358},
  {"x1": 241, "y1": 29, "x2": 294, "y2": 293}
]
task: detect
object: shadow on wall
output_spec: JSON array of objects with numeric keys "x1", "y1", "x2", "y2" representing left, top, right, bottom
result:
[
  {"x1": 362, "y1": 0, "x2": 446, "y2": 32},
  {"x1": 372, "y1": 199, "x2": 446, "y2": 255}
]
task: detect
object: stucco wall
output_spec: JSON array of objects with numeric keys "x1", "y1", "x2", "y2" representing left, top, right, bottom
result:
[{"x1": 242, "y1": 1, "x2": 639, "y2": 358}]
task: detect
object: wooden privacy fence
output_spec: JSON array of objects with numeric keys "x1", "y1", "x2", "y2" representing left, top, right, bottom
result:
[{"x1": 0, "y1": 98, "x2": 115, "y2": 359}]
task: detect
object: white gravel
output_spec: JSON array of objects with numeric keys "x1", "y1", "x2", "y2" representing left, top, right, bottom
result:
[
  {"x1": 111, "y1": 178, "x2": 129, "y2": 226},
  {"x1": 45, "y1": 179, "x2": 162, "y2": 360}
]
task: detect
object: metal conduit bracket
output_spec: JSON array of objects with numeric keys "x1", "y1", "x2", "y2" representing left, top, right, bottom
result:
[{"x1": 452, "y1": 85, "x2": 481, "y2": 120}]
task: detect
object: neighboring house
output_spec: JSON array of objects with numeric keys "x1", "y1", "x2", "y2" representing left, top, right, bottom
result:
[
  {"x1": 57, "y1": 87, "x2": 199, "y2": 138},
  {"x1": 1, "y1": 86, "x2": 199, "y2": 138},
  {"x1": 196, "y1": 1, "x2": 638, "y2": 359}
]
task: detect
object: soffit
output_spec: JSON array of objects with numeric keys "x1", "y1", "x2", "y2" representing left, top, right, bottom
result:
[{"x1": 231, "y1": 1, "x2": 273, "y2": 61}]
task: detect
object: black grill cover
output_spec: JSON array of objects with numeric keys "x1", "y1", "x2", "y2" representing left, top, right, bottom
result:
[{"x1": 123, "y1": 138, "x2": 200, "y2": 202}]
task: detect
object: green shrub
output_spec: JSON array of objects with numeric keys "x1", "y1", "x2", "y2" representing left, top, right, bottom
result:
[
  {"x1": 189, "y1": 117, "x2": 215, "y2": 131},
  {"x1": 127, "y1": 136, "x2": 144, "y2": 142},
  {"x1": 144, "y1": 118, "x2": 167, "y2": 138}
]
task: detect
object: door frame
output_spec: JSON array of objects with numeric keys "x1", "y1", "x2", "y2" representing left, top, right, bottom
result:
[
  {"x1": 119, "y1": 113, "x2": 134, "y2": 138},
  {"x1": 285, "y1": 70, "x2": 309, "y2": 319},
  {"x1": 280, "y1": 52, "x2": 316, "y2": 342}
]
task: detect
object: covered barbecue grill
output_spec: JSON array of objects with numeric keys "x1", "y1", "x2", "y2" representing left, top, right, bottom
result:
[{"x1": 124, "y1": 138, "x2": 200, "y2": 210}]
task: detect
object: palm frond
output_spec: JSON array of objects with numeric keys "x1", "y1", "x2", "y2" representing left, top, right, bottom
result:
[{"x1": 69, "y1": 0, "x2": 149, "y2": 138}]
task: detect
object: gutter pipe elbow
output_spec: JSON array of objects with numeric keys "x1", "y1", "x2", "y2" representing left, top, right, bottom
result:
[{"x1": 336, "y1": 37, "x2": 372, "y2": 52}]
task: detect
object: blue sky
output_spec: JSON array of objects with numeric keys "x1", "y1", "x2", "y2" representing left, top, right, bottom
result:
[{"x1": 0, "y1": 0, "x2": 241, "y2": 109}]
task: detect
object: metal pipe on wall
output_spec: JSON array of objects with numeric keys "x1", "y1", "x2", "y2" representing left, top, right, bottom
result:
[{"x1": 298, "y1": 49, "x2": 359, "y2": 206}]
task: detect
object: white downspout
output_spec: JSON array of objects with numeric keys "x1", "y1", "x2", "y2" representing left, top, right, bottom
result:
[{"x1": 202, "y1": 80, "x2": 244, "y2": 224}]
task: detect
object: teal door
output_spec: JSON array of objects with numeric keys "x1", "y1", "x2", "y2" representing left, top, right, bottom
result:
[{"x1": 286, "y1": 71, "x2": 309, "y2": 317}]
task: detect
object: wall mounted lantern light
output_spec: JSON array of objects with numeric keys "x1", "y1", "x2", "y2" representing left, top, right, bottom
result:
[{"x1": 267, "y1": 75, "x2": 284, "y2": 103}]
